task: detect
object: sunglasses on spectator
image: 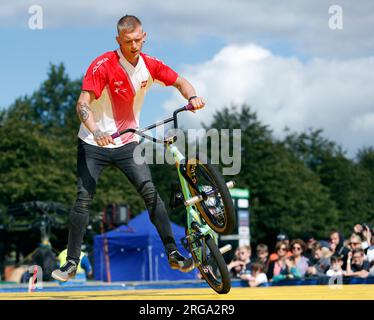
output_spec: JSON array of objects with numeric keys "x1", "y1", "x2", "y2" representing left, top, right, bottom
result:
[
  {"x1": 350, "y1": 242, "x2": 360, "y2": 245},
  {"x1": 278, "y1": 247, "x2": 287, "y2": 252},
  {"x1": 292, "y1": 246, "x2": 302, "y2": 251}
]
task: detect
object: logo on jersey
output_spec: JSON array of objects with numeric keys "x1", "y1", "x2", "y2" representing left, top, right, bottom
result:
[
  {"x1": 114, "y1": 80, "x2": 127, "y2": 94},
  {"x1": 92, "y1": 57, "x2": 109, "y2": 74}
]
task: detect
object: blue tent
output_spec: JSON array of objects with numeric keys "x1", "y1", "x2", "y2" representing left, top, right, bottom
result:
[{"x1": 94, "y1": 210, "x2": 198, "y2": 281}]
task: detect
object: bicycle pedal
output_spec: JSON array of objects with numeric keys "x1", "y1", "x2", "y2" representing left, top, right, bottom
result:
[{"x1": 184, "y1": 194, "x2": 203, "y2": 206}]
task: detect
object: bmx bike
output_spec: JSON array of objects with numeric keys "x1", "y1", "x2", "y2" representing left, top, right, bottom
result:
[{"x1": 111, "y1": 104, "x2": 236, "y2": 294}]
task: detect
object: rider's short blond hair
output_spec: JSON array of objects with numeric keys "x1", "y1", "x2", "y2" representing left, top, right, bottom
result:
[{"x1": 117, "y1": 15, "x2": 142, "y2": 34}]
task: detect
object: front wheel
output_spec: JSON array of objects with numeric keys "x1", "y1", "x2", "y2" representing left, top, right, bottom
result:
[
  {"x1": 189, "y1": 235, "x2": 231, "y2": 294},
  {"x1": 186, "y1": 154, "x2": 236, "y2": 235}
]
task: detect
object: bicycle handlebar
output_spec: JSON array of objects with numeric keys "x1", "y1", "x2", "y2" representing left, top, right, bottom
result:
[{"x1": 110, "y1": 103, "x2": 197, "y2": 144}]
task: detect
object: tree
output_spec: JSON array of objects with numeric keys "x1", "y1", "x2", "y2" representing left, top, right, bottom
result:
[
  {"x1": 28, "y1": 63, "x2": 82, "y2": 136},
  {"x1": 318, "y1": 154, "x2": 374, "y2": 234},
  {"x1": 283, "y1": 128, "x2": 344, "y2": 172},
  {"x1": 284, "y1": 130, "x2": 374, "y2": 235},
  {"x1": 357, "y1": 147, "x2": 374, "y2": 175},
  {"x1": 0, "y1": 97, "x2": 76, "y2": 207}
]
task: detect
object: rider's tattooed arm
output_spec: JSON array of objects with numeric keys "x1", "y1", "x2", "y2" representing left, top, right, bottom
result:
[
  {"x1": 77, "y1": 102, "x2": 91, "y2": 123},
  {"x1": 76, "y1": 90, "x2": 98, "y2": 133},
  {"x1": 76, "y1": 90, "x2": 115, "y2": 146}
]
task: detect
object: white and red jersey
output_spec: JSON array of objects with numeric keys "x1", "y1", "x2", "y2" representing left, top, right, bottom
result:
[{"x1": 78, "y1": 49, "x2": 178, "y2": 147}]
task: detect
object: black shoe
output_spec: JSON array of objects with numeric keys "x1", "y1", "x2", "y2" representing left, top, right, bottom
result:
[
  {"x1": 168, "y1": 250, "x2": 195, "y2": 272},
  {"x1": 51, "y1": 260, "x2": 77, "y2": 282}
]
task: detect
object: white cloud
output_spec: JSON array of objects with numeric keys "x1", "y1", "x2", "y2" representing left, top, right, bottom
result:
[
  {"x1": 163, "y1": 44, "x2": 374, "y2": 157},
  {"x1": 1, "y1": 0, "x2": 374, "y2": 58}
]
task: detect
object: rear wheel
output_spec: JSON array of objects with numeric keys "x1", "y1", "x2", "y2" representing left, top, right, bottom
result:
[
  {"x1": 186, "y1": 154, "x2": 236, "y2": 235},
  {"x1": 188, "y1": 233, "x2": 231, "y2": 294}
]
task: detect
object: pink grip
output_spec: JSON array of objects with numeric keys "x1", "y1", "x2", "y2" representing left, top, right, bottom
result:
[
  {"x1": 111, "y1": 132, "x2": 120, "y2": 139},
  {"x1": 185, "y1": 103, "x2": 195, "y2": 111}
]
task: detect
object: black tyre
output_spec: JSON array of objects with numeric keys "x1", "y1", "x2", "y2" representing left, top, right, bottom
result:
[
  {"x1": 186, "y1": 154, "x2": 236, "y2": 235},
  {"x1": 189, "y1": 235, "x2": 231, "y2": 294}
]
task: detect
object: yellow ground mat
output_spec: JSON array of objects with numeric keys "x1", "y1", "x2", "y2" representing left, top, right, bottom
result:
[{"x1": 0, "y1": 284, "x2": 373, "y2": 300}]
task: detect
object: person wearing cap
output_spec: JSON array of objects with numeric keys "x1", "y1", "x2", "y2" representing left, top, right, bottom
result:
[{"x1": 276, "y1": 233, "x2": 289, "y2": 244}]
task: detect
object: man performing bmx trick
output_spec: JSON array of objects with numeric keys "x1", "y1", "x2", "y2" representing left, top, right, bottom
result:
[{"x1": 52, "y1": 15, "x2": 205, "y2": 282}]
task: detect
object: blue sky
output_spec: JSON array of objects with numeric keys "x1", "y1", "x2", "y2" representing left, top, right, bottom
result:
[{"x1": 1, "y1": 0, "x2": 373, "y2": 156}]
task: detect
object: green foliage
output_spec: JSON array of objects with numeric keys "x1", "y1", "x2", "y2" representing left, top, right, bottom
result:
[
  {"x1": 29, "y1": 63, "x2": 82, "y2": 136},
  {"x1": 318, "y1": 154, "x2": 374, "y2": 235},
  {"x1": 357, "y1": 147, "x2": 374, "y2": 174},
  {"x1": 284, "y1": 130, "x2": 374, "y2": 236},
  {"x1": 283, "y1": 128, "x2": 344, "y2": 172}
]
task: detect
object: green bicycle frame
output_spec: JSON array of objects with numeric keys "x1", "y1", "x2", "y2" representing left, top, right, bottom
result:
[{"x1": 167, "y1": 143, "x2": 218, "y2": 244}]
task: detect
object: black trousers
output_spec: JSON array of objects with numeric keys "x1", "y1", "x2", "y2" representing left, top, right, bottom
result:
[{"x1": 67, "y1": 139, "x2": 177, "y2": 264}]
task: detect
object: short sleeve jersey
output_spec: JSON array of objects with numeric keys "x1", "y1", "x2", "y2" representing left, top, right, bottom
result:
[{"x1": 79, "y1": 49, "x2": 178, "y2": 147}]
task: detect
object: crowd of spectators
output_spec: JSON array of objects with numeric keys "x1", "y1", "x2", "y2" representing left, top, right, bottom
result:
[{"x1": 227, "y1": 223, "x2": 374, "y2": 287}]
